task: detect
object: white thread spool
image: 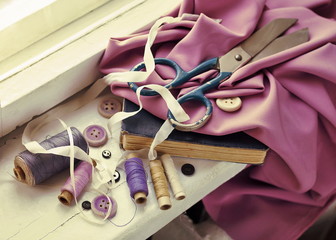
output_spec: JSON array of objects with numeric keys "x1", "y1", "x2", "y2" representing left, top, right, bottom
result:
[{"x1": 160, "y1": 154, "x2": 186, "y2": 200}]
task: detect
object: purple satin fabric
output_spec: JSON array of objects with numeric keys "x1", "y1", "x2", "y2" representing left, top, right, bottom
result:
[{"x1": 99, "y1": 0, "x2": 336, "y2": 239}]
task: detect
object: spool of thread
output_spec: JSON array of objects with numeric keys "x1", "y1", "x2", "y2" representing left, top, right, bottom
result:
[
  {"x1": 58, "y1": 161, "x2": 93, "y2": 206},
  {"x1": 124, "y1": 153, "x2": 148, "y2": 204},
  {"x1": 160, "y1": 154, "x2": 185, "y2": 200},
  {"x1": 13, "y1": 127, "x2": 89, "y2": 186},
  {"x1": 149, "y1": 159, "x2": 171, "y2": 210}
]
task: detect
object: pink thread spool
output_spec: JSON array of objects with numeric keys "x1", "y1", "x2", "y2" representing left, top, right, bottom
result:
[{"x1": 58, "y1": 161, "x2": 93, "y2": 205}]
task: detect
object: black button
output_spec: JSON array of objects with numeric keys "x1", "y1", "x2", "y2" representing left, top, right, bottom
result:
[
  {"x1": 113, "y1": 170, "x2": 120, "y2": 183},
  {"x1": 107, "y1": 170, "x2": 121, "y2": 184},
  {"x1": 82, "y1": 200, "x2": 91, "y2": 210},
  {"x1": 181, "y1": 163, "x2": 195, "y2": 176},
  {"x1": 102, "y1": 150, "x2": 111, "y2": 159}
]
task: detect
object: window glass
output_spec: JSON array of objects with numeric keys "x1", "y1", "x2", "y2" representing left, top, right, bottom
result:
[{"x1": 0, "y1": 0, "x2": 116, "y2": 81}]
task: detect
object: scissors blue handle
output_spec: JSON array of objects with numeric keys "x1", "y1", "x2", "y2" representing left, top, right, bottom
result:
[
  {"x1": 128, "y1": 18, "x2": 308, "y2": 131},
  {"x1": 128, "y1": 58, "x2": 231, "y2": 131}
]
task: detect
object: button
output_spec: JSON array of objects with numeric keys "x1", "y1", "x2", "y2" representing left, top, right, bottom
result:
[
  {"x1": 113, "y1": 170, "x2": 120, "y2": 183},
  {"x1": 83, "y1": 125, "x2": 108, "y2": 147},
  {"x1": 181, "y1": 163, "x2": 195, "y2": 176},
  {"x1": 216, "y1": 97, "x2": 242, "y2": 112},
  {"x1": 107, "y1": 170, "x2": 120, "y2": 184},
  {"x1": 98, "y1": 97, "x2": 122, "y2": 118},
  {"x1": 82, "y1": 200, "x2": 91, "y2": 210},
  {"x1": 91, "y1": 195, "x2": 117, "y2": 219},
  {"x1": 102, "y1": 150, "x2": 111, "y2": 159}
]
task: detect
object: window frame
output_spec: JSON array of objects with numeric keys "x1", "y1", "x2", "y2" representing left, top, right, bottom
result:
[
  {"x1": 0, "y1": 0, "x2": 182, "y2": 138},
  {"x1": 0, "y1": 0, "x2": 115, "y2": 64}
]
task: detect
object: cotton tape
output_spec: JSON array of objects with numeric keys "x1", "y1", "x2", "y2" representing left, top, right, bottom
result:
[{"x1": 20, "y1": 15, "x2": 196, "y2": 223}]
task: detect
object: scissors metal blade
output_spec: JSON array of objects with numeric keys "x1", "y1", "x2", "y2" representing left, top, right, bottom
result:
[
  {"x1": 218, "y1": 18, "x2": 298, "y2": 72},
  {"x1": 249, "y1": 28, "x2": 309, "y2": 63},
  {"x1": 241, "y1": 18, "x2": 298, "y2": 56}
]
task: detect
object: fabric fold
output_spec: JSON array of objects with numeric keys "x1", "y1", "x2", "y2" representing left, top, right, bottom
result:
[{"x1": 98, "y1": 0, "x2": 336, "y2": 239}]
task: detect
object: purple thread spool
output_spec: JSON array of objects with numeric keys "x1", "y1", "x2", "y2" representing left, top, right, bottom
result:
[
  {"x1": 13, "y1": 127, "x2": 89, "y2": 186},
  {"x1": 124, "y1": 155, "x2": 148, "y2": 204},
  {"x1": 58, "y1": 161, "x2": 93, "y2": 205}
]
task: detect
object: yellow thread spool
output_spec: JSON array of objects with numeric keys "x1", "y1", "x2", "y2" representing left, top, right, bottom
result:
[
  {"x1": 160, "y1": 154, "x2": 185, "y2": 200},
  {"x1": 149, "y1": 159, "x2": 171, "y2": 210}
]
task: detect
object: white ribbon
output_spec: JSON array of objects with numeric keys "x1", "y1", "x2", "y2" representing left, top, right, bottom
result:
[{"x1": 20, "y1": 15, "x2": 198, "y2": 223}]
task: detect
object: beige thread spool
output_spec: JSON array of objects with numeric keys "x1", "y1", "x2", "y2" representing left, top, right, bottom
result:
[
  {"x1": 160, "y1": 154, "x2": 186, "y2": 200},
  {"x1": 127, "y1": 152, "x2": 147, "y2": 204},
  {"x1": 149, "y1": 159, "x2": 171, "y2": 210}
]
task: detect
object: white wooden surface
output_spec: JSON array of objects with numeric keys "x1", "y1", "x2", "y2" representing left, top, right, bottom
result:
[
  {"x1": 0, "y1": 1, "x2": 245, "y2": 237},
  {"x1": 0, "y1": 92, "x2": 245, "y2": 240}
]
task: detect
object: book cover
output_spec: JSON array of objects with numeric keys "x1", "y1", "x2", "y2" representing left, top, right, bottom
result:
[{"x1": 121, "y1": 99, "x2": 268, "y2": 164}]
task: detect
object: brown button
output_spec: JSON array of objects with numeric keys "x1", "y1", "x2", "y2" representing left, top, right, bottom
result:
[{"x1": 98, "y1": 97, "x2": 121, "y2": 118}]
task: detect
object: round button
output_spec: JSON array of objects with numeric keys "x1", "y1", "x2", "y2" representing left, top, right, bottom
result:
[
  {"x1": 181, "y1": 163, "x2": 195, "y2": 176},
  {"x1": 216, "y1": 97, "x2": 242, "y2": 112},
  {"x1": 98, "y1": 97, "x2": 122, "y2": 118},
  {"x1": 82, "y1": 200, "x2": 91, "y2": 210},
  {"x1": 83, "y1": 125, "x2": 108, "y2": 147},
  {"x1": 113, "y1": 170, "x2": 120, "y2": 183},
  {"x1": 107, "y1": 170, "x2": 120, "y2": 184},
  {"x1": 102, "y1": 150, "x2": 111, "y2": 159},
  {"x1": 91, "y1": 195, "x2": 117, "y2": 219}
]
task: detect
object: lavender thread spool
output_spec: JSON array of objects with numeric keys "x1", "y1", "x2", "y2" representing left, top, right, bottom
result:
[
  {"x1": 58, "y1": 161, "x2": 93, "y2": 206},
  {"x1": 13, "y1": 127, "x2": 89, "y2": 186},
  {"x1": 124, "y1": 153, "x2": 148, "y2": 204}
]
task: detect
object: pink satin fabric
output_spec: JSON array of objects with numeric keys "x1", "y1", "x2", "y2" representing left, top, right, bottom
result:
[{"x1": 99, "y1": 0, "x2": 336, "y2": 239}]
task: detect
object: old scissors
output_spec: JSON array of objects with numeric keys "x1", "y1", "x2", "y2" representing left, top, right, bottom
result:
[{"x1": 128, "y1": 18, "x2": 309, "y2": 131}]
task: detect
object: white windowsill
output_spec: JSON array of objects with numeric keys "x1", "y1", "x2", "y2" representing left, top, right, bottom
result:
[
  {"x1": 0, "y1": 0, "x2": 182, "y2": 138},
  {"x1": 0, "y1": 0, "x2": 144, "y2": 82},
  {"x1": 0, "y1": 0, "x2": 115, "y2": 64}
]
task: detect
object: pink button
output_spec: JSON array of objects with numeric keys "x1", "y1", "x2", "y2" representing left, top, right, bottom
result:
[
  {"x1": 83, "y1": 125, "x2": 108, "y2": 147},
  {"x1": 98, "y1": 97, "x2": 122, "y2": 118},
  {"x1": 92, "y1": 195, "x2": 117, "y2": 219}
]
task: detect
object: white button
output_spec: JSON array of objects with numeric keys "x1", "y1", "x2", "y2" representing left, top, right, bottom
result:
[{"x1": 216, "y1": 97, "x2": 242, "y2": 112}]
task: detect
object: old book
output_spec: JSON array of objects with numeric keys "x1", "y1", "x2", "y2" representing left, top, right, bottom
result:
[{"x1": 121, "y1": 99, "x2": 268, "y2": 164}]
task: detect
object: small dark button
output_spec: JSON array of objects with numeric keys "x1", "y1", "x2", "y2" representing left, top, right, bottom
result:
[
  {"x1": 181, "y1": 163, "x2": 195, "y2": 176},
  {"x1": 82, "y1": 200, "x2": 91, "y2": 210},
  {"x1": 102, "y1": 150, "x2": 111, "y2": 159},
  {"x1": 113, "y1": 170, "x2": 120, "y2": 183},
  {"x1": 107, "y1": 170, "x2": 121, "y2": 184}
]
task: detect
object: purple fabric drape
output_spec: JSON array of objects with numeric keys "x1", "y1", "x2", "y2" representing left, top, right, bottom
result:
[{"x1": 99, "y1": 0, "x2": 336, "y2": 239}]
